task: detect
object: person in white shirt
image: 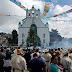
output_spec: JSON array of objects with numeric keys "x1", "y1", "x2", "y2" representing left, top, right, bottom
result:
[
  {"x1": 11, "y1": 49, "x2": 27, "y2": 72},
  {"x1": 3, "y1": 51, "x2": 11, "y2": 72}
]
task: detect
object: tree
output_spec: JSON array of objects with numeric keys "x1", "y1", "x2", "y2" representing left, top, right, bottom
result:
[
  {"x1": 12, "y1": 29, "x2": 18, "y2": 45},
  {"x1": 8, "y1": 37, "x2": 12, "y2": 45},
  {"x1": 50, "y1": 29, "x2": 62, "y2": 45},
  {"x1": 26, "y1": 28, "x2": 41, "y2": 47}
]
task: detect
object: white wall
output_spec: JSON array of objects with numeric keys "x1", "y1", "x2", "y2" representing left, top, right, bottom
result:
[
  {"x1": 18, "y1": 7, "x2": 50, "y2": 47},
  {"x1": 18, "y1": 28, "x2": 29, "y2": 46}
]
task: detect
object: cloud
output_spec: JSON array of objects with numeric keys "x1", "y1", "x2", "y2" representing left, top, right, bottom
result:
[
  {"x1": 48, "y1": 17, "x2": 72, "y2": 38},
  {"x1": 0, "y1": 0, "x2": 72, "y2": 38},
  {"x1": 20, "y1": 0, "x2": 45, "y2": 13},
  {"x1": 45, "y1": 4, "x2": 72, "y2": 38},
  {"x1": 49, "y1": 5, "x2": 72, "y2": 15},
  {"x1": 0, "y1": 0, "x2": 26, "y2": 33},
  {"x1": 48, "y1": 4, "x2": 72, "y2": 38},
  {"x1": 0, "y1": 0, "x2": 44, "y2": 33}
]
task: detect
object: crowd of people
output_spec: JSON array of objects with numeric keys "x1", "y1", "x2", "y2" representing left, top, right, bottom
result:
[{"x1": 0, "y1": 46, "x2": 72, "y2": 72}]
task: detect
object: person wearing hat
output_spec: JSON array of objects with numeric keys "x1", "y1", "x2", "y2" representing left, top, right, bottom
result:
[
  {"x1": 42, "y1": 49, "x2": 52, "y2": 72},
  {"x1": 60, "y1": 51, "x2": 72, "y2": 72},
  {"x1": 68, "y1": 49, "x2": 72, "y2": 60},
  {"x1": 11, "y1": 49, "x2": 27, "y2": 72}
]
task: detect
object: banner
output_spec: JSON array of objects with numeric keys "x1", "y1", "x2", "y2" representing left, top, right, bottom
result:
[
  {"x1": 0, "y1": 8, "x2": 72, "y2": 18},
  {"x1": 10, "y1": 0, "x2": 28, "y2": 11},
  {"x1": 48, "y1": 19, "x2": 72, "y2": 22},
  {"x1": 42, "y1": 0, "x2": 52, "y2": 18},
  {"x1": 46, "y1": 9, "x2": 72, "y2": 18},
  {"x1": 0, "y1": 14, "x2": 25, "y2": 17}
]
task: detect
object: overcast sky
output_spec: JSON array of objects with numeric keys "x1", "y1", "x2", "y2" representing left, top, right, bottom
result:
[{"x1": 0, "y1": 0, "x2": 72, "y2": 38}]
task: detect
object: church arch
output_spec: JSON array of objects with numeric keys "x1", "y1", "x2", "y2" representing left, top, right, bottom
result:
[{"x1": 31, "y1": 24, "x2": 37, "y2": 34}]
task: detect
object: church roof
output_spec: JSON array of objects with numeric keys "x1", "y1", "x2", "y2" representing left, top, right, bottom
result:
[{"x1": 22, "y1": 18, "x2": 26, "y2": 21}]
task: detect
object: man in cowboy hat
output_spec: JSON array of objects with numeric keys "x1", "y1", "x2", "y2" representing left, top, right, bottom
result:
[
  {"x1": 60, "y1": 51, "x2": 72, "y2": 72},
  {"x1": 11, "y1": 49, "x2": 27, "y2": 72},
  {"x1": 68, "y1": 49, "x2": 72, "y2": 59},
  {"x1": 42, "y1": 48, "x2": 52, "y2": 72},
  {"x1": 68, "y1": 49, "x2": 72, "y2": 72}
]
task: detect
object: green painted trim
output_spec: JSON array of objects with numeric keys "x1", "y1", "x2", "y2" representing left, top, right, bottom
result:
[
  {"x1": 38, "y1": 9, "x2": 40, "y2": 11},
  {"x1": 22, "y1": 18, "x2": 27, "y2": 25}
]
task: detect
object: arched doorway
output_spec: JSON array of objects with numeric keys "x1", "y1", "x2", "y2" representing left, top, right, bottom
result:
[
  {"x1": 26, "y1": 24, "x2": 41, "y2": 47},
  {"x1": 31, "y1": 24, "x2": 37, "y2": 34}
]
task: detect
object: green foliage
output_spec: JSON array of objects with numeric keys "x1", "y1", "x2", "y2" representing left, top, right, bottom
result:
[
  {"x1": 19, "y1": 22, "x2": 21, "y2": 24},
  {"x1": 8, "y1": 29, "x2": 18, "y2": 45},
  {"x1": 26, "y1": 28, "x2": 41, "y2": 47},
  {"x1": 50, "y1": 29, "x2": 62, "y2": 45},
  {"x1": 8, "y1": 38, "x2": 12, "y2": 44},
  {"x1": 12, "y1": 29, "x2": 18, "y2": 44}
]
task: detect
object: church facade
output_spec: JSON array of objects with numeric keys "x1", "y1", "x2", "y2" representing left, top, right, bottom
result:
[{"x1": 18, "y1": 6, "x2": 50, "y2": 47}]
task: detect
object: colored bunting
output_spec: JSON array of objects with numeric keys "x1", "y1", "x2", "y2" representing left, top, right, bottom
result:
[
  {"x1": 0, "y1": 14, "x2": 25, "y2": 17},
  {"x1": 48, "y1": 19, "x2": 72, "y2": 22},
  {"x1": 10, "y1": 0, "x2": 72, "y2": 20},
  {"x1": 0, "y1": 14, "x2": 72, "y2": 23},
  {"x1": 42, "y1": 0, "x2": 52, "y2": 18},
  {"x1": 10, "y1": 0, "x2": 31, "y2": 16},
  {"x1": 46, "y1": 9, "x2": 72, "y2": 18},
  {"x1": 0, "y1": 8, "x2": 72, "y2": 19},
  {"x1": 10, "y1": 0, "x2": 28, "y2": 11}
]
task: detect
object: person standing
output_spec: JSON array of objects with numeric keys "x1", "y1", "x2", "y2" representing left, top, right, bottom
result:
[
  {"x1": 61, "y1": 51, "x2": 72, "y2": 72},
  {"x1": 11, "y1": 49, "x2": 27, "y2": 72},
  {"x1": 3, "y1": 51, "x2": 11, "y2": 72},
  {"x1": 48, "y1": 55, "x2": 63, "y2": 72},
  {"x1": 23, "y1": 49, "x2": 31, "y2": 65},
  {"x1": 0, "y1": 48, "x2": 6, "y2": 72},
  {"x1": 42, "y1": 49, "x2": 52, "y2": 72},
  {"x1": 28, "y1": 53, "x2": 46, "y2": 72}
]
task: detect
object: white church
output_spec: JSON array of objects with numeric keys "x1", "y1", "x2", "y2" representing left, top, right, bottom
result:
[{"x1": 18, "y1": 6, "x2": 50, "y2": 47}]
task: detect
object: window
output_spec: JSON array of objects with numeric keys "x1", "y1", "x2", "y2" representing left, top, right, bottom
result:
[
  {"x1": 36, "y1": 14, "x2": 38, "y2": 17},
  {"x1": 31, "y1": 24, "x2": 37, "y2": 34},
  {"x1": 22, "y1": 34, "x2": 24, "y2": 38},
  {"x1": 22, "y1": 39, "x2": 24, "y2": 43},
  {"x1": 43, "y1": 34, "x2": 45, "y2": 38},
  {"x1": 43, "y1": 39, "x2": 45, "y2": 43},
  {"x1": 32, "y1": 11, "x2": 34, "y2": 14},
  {"x1": 32, "y1": 11, "x2": 34, "y2": 17}
]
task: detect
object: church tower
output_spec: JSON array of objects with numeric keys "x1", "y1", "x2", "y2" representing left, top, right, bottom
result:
[{"x1": 18, "y1": 6, "x2": 50, "y2": 47}]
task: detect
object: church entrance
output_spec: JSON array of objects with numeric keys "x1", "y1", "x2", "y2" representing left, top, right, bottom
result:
[{"x1": 26, "y1": 24, "x2": 41, "y2": 47}]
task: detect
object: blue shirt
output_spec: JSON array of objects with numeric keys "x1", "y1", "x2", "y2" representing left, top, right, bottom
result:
[{"x1": 28, "y1": 58, "x2": 46, "y2": 72}]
